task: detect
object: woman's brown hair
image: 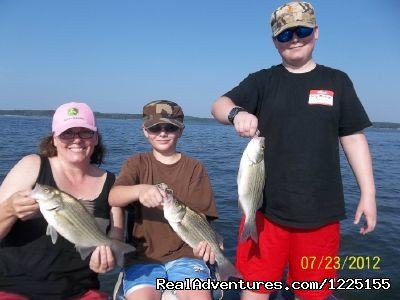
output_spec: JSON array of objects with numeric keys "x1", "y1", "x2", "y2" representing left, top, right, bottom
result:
[{"x1": 38, "y1": 132, "x2": 106, "y2": 165}]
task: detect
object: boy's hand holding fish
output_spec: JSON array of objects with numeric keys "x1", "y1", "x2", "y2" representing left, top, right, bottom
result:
[
  {"x1": 193, "y1": 238, "x2": 216, "y2": 265},
  {"x1": 137, "y1": 184, "x2": 166, "y2": 208}
]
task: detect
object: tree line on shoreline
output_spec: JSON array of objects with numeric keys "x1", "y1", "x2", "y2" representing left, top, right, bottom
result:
[{"x1": 0, "y1": 109, "x2": 215, "y2": 123}]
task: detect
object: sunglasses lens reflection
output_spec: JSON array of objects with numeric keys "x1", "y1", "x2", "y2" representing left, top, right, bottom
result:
[
  {"x1": 147, "y1": 124, "x2": 179, "y2": 133},
  {"x1": 59, "y1": 130, "x2": 95, "y2": 139},
  {"x1": 276, "y1": 26, "x2": 314, "y2": 43}
]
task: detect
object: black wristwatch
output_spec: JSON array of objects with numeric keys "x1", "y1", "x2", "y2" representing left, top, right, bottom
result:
[{"x1": 228, "y1": 107, "x2": 246, "y2": 124}]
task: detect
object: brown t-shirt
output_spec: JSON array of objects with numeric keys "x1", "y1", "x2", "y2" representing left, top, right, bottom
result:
[{"x1": 115, "y1": 152, "x2": 218, "y2": 264}]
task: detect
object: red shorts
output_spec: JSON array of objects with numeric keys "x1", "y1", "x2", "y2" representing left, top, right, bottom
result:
[
  {"x1": 236, "y1": 211, "x2": 339, "y2": 300},
  {"x1": 75, "y1": 289, "x2": 109, "y2": 300},
  {"x1": 0, "y1": 292, "x2": 29, "y2": 300}
]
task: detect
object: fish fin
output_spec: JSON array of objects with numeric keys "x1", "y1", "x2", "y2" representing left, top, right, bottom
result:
[
  {"x1": 216, "y1": 258, "x2": 242, "y2": 281},
  {"x1": 215, "y1": 232, "x2": 224, "y2": 250},
  {"x1": 239, "y1": 221, "x2": 258, "y2": 243},
  {"x1": 110, "y1": 240, "x2": 136, "y2": 267},
  {"x1": 257, "y1": 193, "x2": 264, "y2": 209},
  {"x1": 46, "y1": 225, "x2": 58, "y2": 244},
  {"x1": 200, "y1": 213, "x2": 208, "y2": 222},
  {"x1": 238, "y1": 197, "x2": 246, "y2": 214},
  {"x1": 237, "y1": 165, "x2": 243, "y2": 184},
  {"x1": 76, "y1": 246, "x2": 95, "y2": 260}
]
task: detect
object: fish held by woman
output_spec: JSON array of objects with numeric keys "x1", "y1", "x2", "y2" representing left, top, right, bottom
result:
[{"x1": 30, "y1": 183, "x2": 135, "y2": 267}]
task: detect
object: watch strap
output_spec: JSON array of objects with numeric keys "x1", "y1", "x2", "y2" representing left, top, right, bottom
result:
[{"x1": 228, "y1": 107, "x2": 246, "y2": 124}]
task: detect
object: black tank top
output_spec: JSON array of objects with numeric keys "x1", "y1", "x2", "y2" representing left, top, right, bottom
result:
[{"x1": 0, "y1": 155, "x2": 115, "y2": 299}]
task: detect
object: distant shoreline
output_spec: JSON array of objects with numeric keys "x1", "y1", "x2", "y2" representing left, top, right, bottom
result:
[
  {"x1": 0, "y1": 109, "x2": 216, "y2": 124},
  {"x1": 0, "y1": 110, "x2": 399, "y2": 128}
]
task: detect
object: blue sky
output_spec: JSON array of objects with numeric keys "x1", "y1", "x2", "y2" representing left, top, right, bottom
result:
[{"x1": 1, "y1": 0, "x2": 399, "y2": 122}]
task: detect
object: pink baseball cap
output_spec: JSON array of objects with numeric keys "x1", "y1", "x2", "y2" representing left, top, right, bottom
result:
[{"x1": 52, "y1": 102, "x2": 97, "y2": 136}]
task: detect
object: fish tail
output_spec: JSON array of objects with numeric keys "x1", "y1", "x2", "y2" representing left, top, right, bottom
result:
[
  {"x1": 217, "y1": 258, "x2": 242, "y2": 281},
  {"x1": 111, "y1": 240, "x2": 136, "y2": 267},
  {"x1": 239, "y1": 219, "x2": 258, "y2": 243}
]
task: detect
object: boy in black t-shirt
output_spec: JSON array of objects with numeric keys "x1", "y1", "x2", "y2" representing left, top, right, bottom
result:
[{"x1": 211, "y1": 2, "x2": 376, "y2": 300}]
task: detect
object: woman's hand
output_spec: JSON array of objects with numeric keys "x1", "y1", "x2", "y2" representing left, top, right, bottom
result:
[
  {"x1": 89, "y1": 245, "x2": 115, "y2": 273},
  {"x1": 8, "y1": 190, "x2": 40, "y2": 220}
]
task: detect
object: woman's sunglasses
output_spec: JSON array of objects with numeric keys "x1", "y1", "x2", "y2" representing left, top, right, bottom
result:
[
  {"x1": 146, "y1": 124, "x2": 180, "y2": 134},
  {"x1": 58, "y1": 130, "x2": 95, "y2": 140},
  {"x1": 275, "y1": 26, "x2": 314, "y2": 43}
]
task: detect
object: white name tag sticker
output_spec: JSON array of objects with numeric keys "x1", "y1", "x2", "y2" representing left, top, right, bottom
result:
[{"x1": 308, "y1": 90, "x2": 334, "y2": 106}]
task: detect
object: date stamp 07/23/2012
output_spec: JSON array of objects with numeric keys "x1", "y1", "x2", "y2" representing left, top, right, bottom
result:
[{"x1": 300, "y1": 255, "x2": 381, "y2": 270}]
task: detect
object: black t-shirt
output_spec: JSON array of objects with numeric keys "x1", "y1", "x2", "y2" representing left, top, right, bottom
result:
[{"x1": 225, "y1": 64, "x2": 371, "y2": 228}]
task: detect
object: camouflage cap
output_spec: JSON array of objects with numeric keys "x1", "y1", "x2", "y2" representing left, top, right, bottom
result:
[
  {"x1": 271, "y1": 1, "x2": 316, "y2": 37},
  {"x1": 142, "y1": 100, "x2": 185, "y2": 129}
]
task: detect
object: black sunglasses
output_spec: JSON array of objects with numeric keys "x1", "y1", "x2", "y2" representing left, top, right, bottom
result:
[
  {"x1": 58, "y1": 129, "x2": 95, "y2": 140},
  {"x1": 146, "y1": 124, "x2": 180, "y2": 134},
  {"x1": 276, "y1": 26, "x2": 314, "y2": 43}
]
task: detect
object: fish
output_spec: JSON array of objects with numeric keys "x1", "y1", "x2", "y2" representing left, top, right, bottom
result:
[
  {"x1": 30, "y1": 183, "x2": 135, "y2": 267},
  {"x1": 237, "y1": 136, "x2": 265, "y2": 243},
  {"x1": 161, "y1": 184, "x2": 241, "y2": 281}
]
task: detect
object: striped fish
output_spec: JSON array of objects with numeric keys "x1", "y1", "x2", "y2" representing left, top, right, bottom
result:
[
  {"x1": 237, "y1": 136, "x2": 265, "y2": 243},
  {"x1": 31, "y1": 183, "x2": 135, "y2": 267}
]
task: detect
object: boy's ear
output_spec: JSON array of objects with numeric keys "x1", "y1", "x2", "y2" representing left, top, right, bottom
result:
[
  {"x1": 314, "y1": 25, "x2": 319, "y2": 40},
  {"x1": 177, "y1": 128, "x2": 184, "y2": 138},
  {"x1": 143, "y1": 127, "x2": 149, "y2": 138}
]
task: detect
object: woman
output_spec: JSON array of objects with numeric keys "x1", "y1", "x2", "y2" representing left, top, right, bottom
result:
[{"x1": 0, "y1": 102, "x2": 124, "y2": 300}]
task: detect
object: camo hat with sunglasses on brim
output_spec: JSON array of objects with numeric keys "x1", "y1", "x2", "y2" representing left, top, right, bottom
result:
[
  {"x1": 143, "y1": 100, "x2": 185, "y2": 129},
  {"x1": 271, "y1": 1, "x2": 316, "y2": 37}
]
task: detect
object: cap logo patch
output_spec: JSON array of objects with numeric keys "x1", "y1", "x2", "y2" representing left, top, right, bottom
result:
[
  {"x1": 67, "y1": 107, "x2": 79, "y2": 116},
  {"x1": 156, "y1": 104, "x2": 173, "y2": 115}
]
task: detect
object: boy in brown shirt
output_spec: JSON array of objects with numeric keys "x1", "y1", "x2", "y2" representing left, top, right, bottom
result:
[{"x1": 109, "y1": 100, "x2": 218, "y2": 300}]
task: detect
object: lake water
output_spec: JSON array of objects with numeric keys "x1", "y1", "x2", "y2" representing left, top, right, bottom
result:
[{"x1": 0, "y1": 115, "x2": 398, "y2": 300}]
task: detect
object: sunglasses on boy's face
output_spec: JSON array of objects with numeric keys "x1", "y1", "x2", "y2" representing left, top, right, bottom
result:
[
  {"x1": 275, "y1": 26, "x2": 314, "y2": 43},
  {"x1": 58, "y1": 129, "x2": 95, "y2": 140},
  {"x1": 146, "y1": 124, "x2": 180, "y2": 134}
]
